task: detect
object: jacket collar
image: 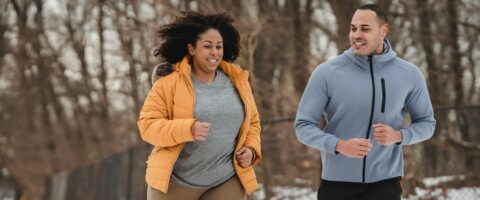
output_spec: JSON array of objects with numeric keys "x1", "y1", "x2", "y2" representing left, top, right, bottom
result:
[{"x1": 344, "y1": 39, "x2": 397, "y2": 70}]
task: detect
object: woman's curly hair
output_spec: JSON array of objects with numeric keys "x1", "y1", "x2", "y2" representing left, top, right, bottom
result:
[{"x1": 154, "y1": 11, "x2": 240, "y2": 64}]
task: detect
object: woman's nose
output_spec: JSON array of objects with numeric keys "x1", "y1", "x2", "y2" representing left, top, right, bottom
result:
[{"x1": 211, "y1": 48, "x2": 218, "y2": 55}]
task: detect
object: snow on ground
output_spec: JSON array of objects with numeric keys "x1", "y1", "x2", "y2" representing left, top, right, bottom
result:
[
  {"x1": 251, "y1": 176, "x2": 480, "y2": 200},
  {"x1": 404, "y1": 175, "x2": 480, "y2": 200},
  {"x1": 404, "y1": 187, "x2": 480, "y2": 200}
]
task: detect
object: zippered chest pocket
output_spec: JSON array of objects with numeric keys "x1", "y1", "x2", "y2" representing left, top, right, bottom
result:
[{"x1": 381, "y1": 78, "x2": 386, "y2": 113}]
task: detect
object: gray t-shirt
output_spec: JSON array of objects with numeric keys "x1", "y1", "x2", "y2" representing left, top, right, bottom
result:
[{"x1": 171, "y1": 69, "x2": 245, "y2": 189}]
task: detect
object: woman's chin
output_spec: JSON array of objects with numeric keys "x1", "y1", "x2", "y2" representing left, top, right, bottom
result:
[{"x1": 207, "y1": 65, "x2": 219, "y2": 72}]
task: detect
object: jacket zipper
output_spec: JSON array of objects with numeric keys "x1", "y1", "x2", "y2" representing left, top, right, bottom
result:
[
  {"x1": 381, "y1": 78, "x2": 386, "y2": 113},
  {"x1": 363, "y1": 55, "x2": 375, "y2": 183},
  {"x1": 165, "y1": 74, "x2": 195, "y2": 192},
  {"x1": 231, "y1": 77, "x2": 252, "y2": 194}
]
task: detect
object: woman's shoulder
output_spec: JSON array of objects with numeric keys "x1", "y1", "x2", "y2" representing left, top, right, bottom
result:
[
  {"x1": 220, "y1": 61, "x2": 249, "y2": 80},
  {"x1": 151, "y1": 62, "x2": 180, "y2": 85}
]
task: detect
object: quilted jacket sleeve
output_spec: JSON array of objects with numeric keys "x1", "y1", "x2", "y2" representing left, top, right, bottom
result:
[
  {"x1": 138, "y1": 80, "x2": 195, "y2": 147},
  {"x1": 242, "y1": 83, "x2": 262, "y2": 165}
]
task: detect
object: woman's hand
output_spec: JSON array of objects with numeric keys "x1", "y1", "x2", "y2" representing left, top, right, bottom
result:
[
  {"x1": 236, "y1": 147, "x2": 253, "y2": 168},
  {"x1": 192, "y1": 121, "x2": 210, "y2": 141}
]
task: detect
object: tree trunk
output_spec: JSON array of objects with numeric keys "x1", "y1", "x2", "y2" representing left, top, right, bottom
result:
[{"x1": 327, "y1": 0, "x2": 361, "y2": 52}]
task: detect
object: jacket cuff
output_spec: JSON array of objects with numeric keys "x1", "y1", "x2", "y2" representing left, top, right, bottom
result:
[
  {"x1": 395, "y1": 129, "x2": 403, "y2": 145},
  {"x1": 327, "y1": 137, "x2": 341, "y2": 154},
  {"x1": 181, "y1": 119, "x2": 196, "y2": 142},
  {"x1": 399, "y1": 128, "x2": 411, "y2": 145},
  {"x1": 246, "y1": 146, "x2": 256, "y2": 164}
]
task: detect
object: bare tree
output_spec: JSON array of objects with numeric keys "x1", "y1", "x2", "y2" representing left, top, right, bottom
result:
[{"x1": 1, "y1": 0, "x2": 479, "y2": 199}]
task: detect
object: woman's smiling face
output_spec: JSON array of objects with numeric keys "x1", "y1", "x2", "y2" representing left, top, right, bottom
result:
[{"x1": 188, "y1": 28, "x2": 224, "y2": 74}]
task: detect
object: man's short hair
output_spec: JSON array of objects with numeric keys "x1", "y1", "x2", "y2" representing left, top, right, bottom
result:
[{"x1": 358, "y1": 4, "x2": 388, "y2": 24}]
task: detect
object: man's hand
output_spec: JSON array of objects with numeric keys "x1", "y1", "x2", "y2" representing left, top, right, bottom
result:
[
  {"x1": 192, "y1": 121, "x2": 210, "y2": 141},
  {"x1": 372, "y1": 123, "x2": 402, "y2": 145},
  {"x1": 336, "y1": 138, "x2": 373, "y2": 158},
  {"x1": 235, "y1": 147, "x2": 253, "y2": 168}
]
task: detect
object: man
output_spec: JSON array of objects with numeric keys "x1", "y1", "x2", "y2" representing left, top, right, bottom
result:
[{"x1": 294, "y1": 4, "x2": 436, "y2": 200}]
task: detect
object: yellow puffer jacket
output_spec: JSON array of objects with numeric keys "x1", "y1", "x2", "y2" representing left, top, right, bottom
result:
[{"x1": 138, "y1": 56, "x2": 261, "y2": 194}]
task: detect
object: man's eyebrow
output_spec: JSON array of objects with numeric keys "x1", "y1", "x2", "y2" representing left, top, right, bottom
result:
[
  {"x1": 350, "y1": 24, "x2": 371, "y2": 27},
  {"x1": 351, "y1": 25, "x2": 372, "y2": 30}
]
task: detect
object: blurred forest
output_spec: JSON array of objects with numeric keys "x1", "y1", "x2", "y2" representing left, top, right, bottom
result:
[{"x1": 0, "y1": 0, "x2": 480, "y2": 199}]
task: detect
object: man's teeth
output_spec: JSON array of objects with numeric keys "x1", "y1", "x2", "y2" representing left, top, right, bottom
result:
[
  {"x1": 208, "y1": 59, "x2": 217, "y2": 63},
  {"x1": 354, "y1": 42, "x2": 364, "y2": 45}
]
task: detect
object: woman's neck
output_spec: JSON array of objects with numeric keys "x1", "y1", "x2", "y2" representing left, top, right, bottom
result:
[{"x1": 191, "y1": 64, "x2": 216, "y2": 83}]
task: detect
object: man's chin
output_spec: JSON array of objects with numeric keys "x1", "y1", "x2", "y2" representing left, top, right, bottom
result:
[{"x1": 352, "y1": 50, "x2": 368, "y2": 56}]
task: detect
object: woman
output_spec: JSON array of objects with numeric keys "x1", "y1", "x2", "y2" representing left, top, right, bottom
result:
[{"x1": 138, "y1": 12, "x2": 261, "y2": 200}]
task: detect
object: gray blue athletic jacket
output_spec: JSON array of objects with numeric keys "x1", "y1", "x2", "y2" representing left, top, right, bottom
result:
[{"x1": 294, "y1": 39, "x2": 436, "y2": 183}]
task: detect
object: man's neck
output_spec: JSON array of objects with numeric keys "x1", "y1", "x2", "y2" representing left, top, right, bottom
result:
[{"x1": 373, "y1": 43, "x2": 385, "y2": 55}]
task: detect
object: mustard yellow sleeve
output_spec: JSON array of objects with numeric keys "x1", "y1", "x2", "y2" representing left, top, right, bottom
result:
[
  {"x1": 137, "y1": 81, "x2": 195, "y2": 147},
  {"x1": 243, "y1": 85, "x2": 262, "y2": 165}
]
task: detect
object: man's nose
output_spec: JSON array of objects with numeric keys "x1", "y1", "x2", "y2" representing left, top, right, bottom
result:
[{"x1": 352, "y1": 31, "x2": 362, "y2": 39}]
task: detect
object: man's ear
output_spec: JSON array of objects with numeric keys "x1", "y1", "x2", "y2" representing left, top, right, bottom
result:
[
  {"x1": 187, "y1": 43, "x2": 195, "y2": 56},
  {"x1": 381, "y1": 23, "x2": 390, "y2": 38}
]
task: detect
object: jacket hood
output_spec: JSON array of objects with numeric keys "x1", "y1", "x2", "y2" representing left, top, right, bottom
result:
[{"x1": 344, "y1": 39, "x2": 397, "y2": 70}]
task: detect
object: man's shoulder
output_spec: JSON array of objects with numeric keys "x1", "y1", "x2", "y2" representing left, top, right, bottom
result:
[
  {"x1": 389, "y1": 57, "x2": 427, "y2": 84},
  {"x1": 315, "y1": 54, "x2": 351, "y2": 73},
  {"x1": 390, "y1": 56, "x2": 419, "y2": 73}
]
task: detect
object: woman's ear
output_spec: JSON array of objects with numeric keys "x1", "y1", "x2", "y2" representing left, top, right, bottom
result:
[{"x1": 187, "y1": 43, "x2": 195, "y2": 56}]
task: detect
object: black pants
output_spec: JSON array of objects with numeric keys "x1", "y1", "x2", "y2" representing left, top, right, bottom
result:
[{"x1": 317, "y1": 177, "x2": 402, "y2": 200}]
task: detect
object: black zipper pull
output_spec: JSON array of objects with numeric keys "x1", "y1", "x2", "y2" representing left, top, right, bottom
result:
[{"x1": 381, "y1": 78, "x2": 386, "y2": 113}]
